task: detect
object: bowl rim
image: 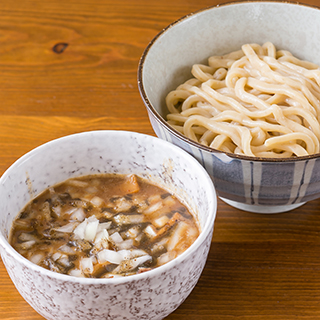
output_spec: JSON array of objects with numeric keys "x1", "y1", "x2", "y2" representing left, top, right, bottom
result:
[
  {"x1": 0, "y1": 130, "x2": 217, "y2": 285},
  {"x1": 137, "y1": 0, "x2": 320, "y2": 163}
]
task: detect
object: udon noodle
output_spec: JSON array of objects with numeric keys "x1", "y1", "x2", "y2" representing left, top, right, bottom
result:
[{"x1": 166, "y1": 42, "x2": 320, "y2": 158}]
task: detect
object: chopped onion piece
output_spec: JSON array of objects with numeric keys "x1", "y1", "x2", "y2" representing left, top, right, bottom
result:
[
  {"x1": 91, "y1": 255, "x2": 98, "y2": 264},
  {"x1": 133, "y1": 197, "x2": 149, "y2": 213},
  {"x1": 73, "y1": 200, "x2": 88, "y2": 208},
  {"x1": 157, "y1": 251, "x2": 177, "y2": 266},
  {"x1": 187, "y1": 226, "x2": 198, "y2": 239},
  {"x1": 113, "y1": 255, "x2": 152, "y2": 273},
  {"x1": 30, "y1": 253, "x2": 43, "y2": 265},
  {"x1": 84, "y1": 216, "x2": 99, "y2": 241},
  {"x1": 110, "y1": 231, "x2": 123, "y2": 243},
  {"x1": 118, "y1": 249, "x2": 148, "y2": 260},
  {"x1": 135, "y1": 232, "x2": 144, "y2": 244},
  {"x1": 21, "y1": 240, "x2": 36, "y2": 249},
  {"x1": 147, "y1": 194, "x2": 162, "y2": 205},
  {"x1": 13, "y1": 219, "x2": 30, "y2": 228},
  {"x1": 144, "y1": 225, "x2": 157, "y2": 238},
  {"x1": 95, "y1": 228, "x2": 110, "y2": 242},
  {"x1": 153, "y1": 215, "x2": 170, "y2": 228},
  {"x1": 67, "y1": 179, "x2": 89, "y2": 187},
  {"x1": 113, "y1": 214, "x2": 144, "y2": 225},
  {"x1": 53, "y1": 221, "x2": 79, "y2": 233},
  {"x1": 80, "y1": 257, "x2": 94, "y2": 274},
  {"x1": 97, "y1": 249, "x2": 123, "y2": 264},
  {"x1": 52, "y1": 205, "x2": 61, "y2": 217},
  {"x1": 85, "y1": 186, "x2": 98, "y2": 194},
  {"x1": 73, "y1": 219, "x2": 88, "y2": 240},
  {"x1": 143, "y1": 201, "x2": 163, "y2": 215},
  {"x1": 151, "y1": 237, "x2": 169, "y2": 254},
  {"x1": 58, "y1": 255, "x2": 72, "y2": 268},
  {"x1": 131, "y1": 255, "x2": 152, "y2": 268},
  {"x1": 113, "y1": 197, "x2": 133, "y2": 212},
  {"x1": 97, "y1": 221, "x2": 112, "y2": 232},
  {"x1": 90, "y1": 196, "x2": 104, "y2": 207},
  {"x1": 58, "y1": 244, "x2": 76, "y2": 254},
  {"x1": 163, "y1": 196, "x2": 176, "y2": 206},
  {"x1": 94, "y1": 229, "x2": 110, "y2": 249},
  {"x1": 116, "y1": 239, "x2": 134, "y2": 250},
  {"x1": 73, "y1": 215, "x2": 99, "y2": 241},
  {"x1": 70, "y1": 208, "x2": 86, "y2": 221},
  {"x1": 125, "y1": 226, "x2": 140, "y2": 239},
  {"x1": 69, "y1": 268, "x2": 85, "y2": 277},
  {"x1": 154, "y1": 212, "x2": 182, "y2": 240},
  {"x1": 65, "y1": 207, "x2": 77, "y2": 215},
  {"x1": 102, "y1": 209, "x2": 114, "y2": 219},
  {"x1": 167, "y1": 221, "x2": 188, "y2": 251},
  {"x1": 18, "y1": 233, "x2": 37, "y2": 242},
  {"x1": 48, "y1": 187, "x2": 55, "y2": 194},
  {"x1": 52, "y1": 252, "x2": 62, "y2": 261}
]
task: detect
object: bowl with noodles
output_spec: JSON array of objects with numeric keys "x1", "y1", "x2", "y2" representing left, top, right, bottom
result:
[{"x1": 138, "y1": 1, "x2": 320, "y2": 214}]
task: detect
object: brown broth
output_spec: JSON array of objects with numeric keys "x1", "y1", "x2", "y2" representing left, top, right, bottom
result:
[{"x1": 10, "y1": 174, "x2": 199, "y2": 278}]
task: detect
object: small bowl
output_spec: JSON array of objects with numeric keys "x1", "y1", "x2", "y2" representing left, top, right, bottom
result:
[
  {"x1": 138, "y1": 1, "x2": 320, "y2": 214},
  {"x1": 0, "y1": 130, "x2": 217, "y2": 320}
]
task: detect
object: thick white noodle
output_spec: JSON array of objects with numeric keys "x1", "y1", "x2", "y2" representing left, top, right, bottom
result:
[{"x1": 165, "y1": 42, "x2": 320, "y2": 157}]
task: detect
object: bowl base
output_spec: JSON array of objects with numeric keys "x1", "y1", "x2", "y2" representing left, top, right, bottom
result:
[{"x1": 220, "y1": 197, "x2": 306, "y2": 214}]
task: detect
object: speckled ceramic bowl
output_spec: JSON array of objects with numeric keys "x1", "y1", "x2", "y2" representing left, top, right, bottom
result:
[
  {"x1": 138, "y1": 1, "x2": 320, "y2": 214},
  {"x1": 0, "y1": 130, "x2": 217, "y2": 320}
]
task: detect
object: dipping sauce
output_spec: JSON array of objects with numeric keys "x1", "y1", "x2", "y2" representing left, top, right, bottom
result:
[{"x1": 10, "y1": 174, "x2": 199, "y2": 278}]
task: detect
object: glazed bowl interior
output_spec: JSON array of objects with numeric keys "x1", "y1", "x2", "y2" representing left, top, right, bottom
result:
[
  {"x1": 138, "y1": 1, "x2": 320, "y2": 214},
  {"x1": 0, "y1": 130, "x2": 217, "y2": 320}
]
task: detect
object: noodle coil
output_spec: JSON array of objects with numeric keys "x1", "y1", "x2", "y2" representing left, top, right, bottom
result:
[{"x1": 166, "y1": 42, "x2": 320, "y2": 157}]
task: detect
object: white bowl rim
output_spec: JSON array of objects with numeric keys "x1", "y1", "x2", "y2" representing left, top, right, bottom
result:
[
  {"x1": 137, "y1": 0, "x2": 320, "y2": 163},
  {"x1": 0, "y1": 130, "x2": 217, "y2": 285}
]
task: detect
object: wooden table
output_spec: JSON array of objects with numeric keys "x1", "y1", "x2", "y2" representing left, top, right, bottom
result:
[{"x1": 1, "y1": 0, "x2": 320, "y2": 319}]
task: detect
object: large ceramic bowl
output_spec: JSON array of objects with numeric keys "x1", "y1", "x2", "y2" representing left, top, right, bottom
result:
[
  {"x1": 138, "y1": 1, "x2": 320, "y2": 214},
  {"x1": 0, "y1": 130, "x2": 217, "y2": 320}
]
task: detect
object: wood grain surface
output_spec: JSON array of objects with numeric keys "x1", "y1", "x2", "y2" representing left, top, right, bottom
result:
[{"x1": 1, "y1": 0, "x2": 320, "y2": 319}]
